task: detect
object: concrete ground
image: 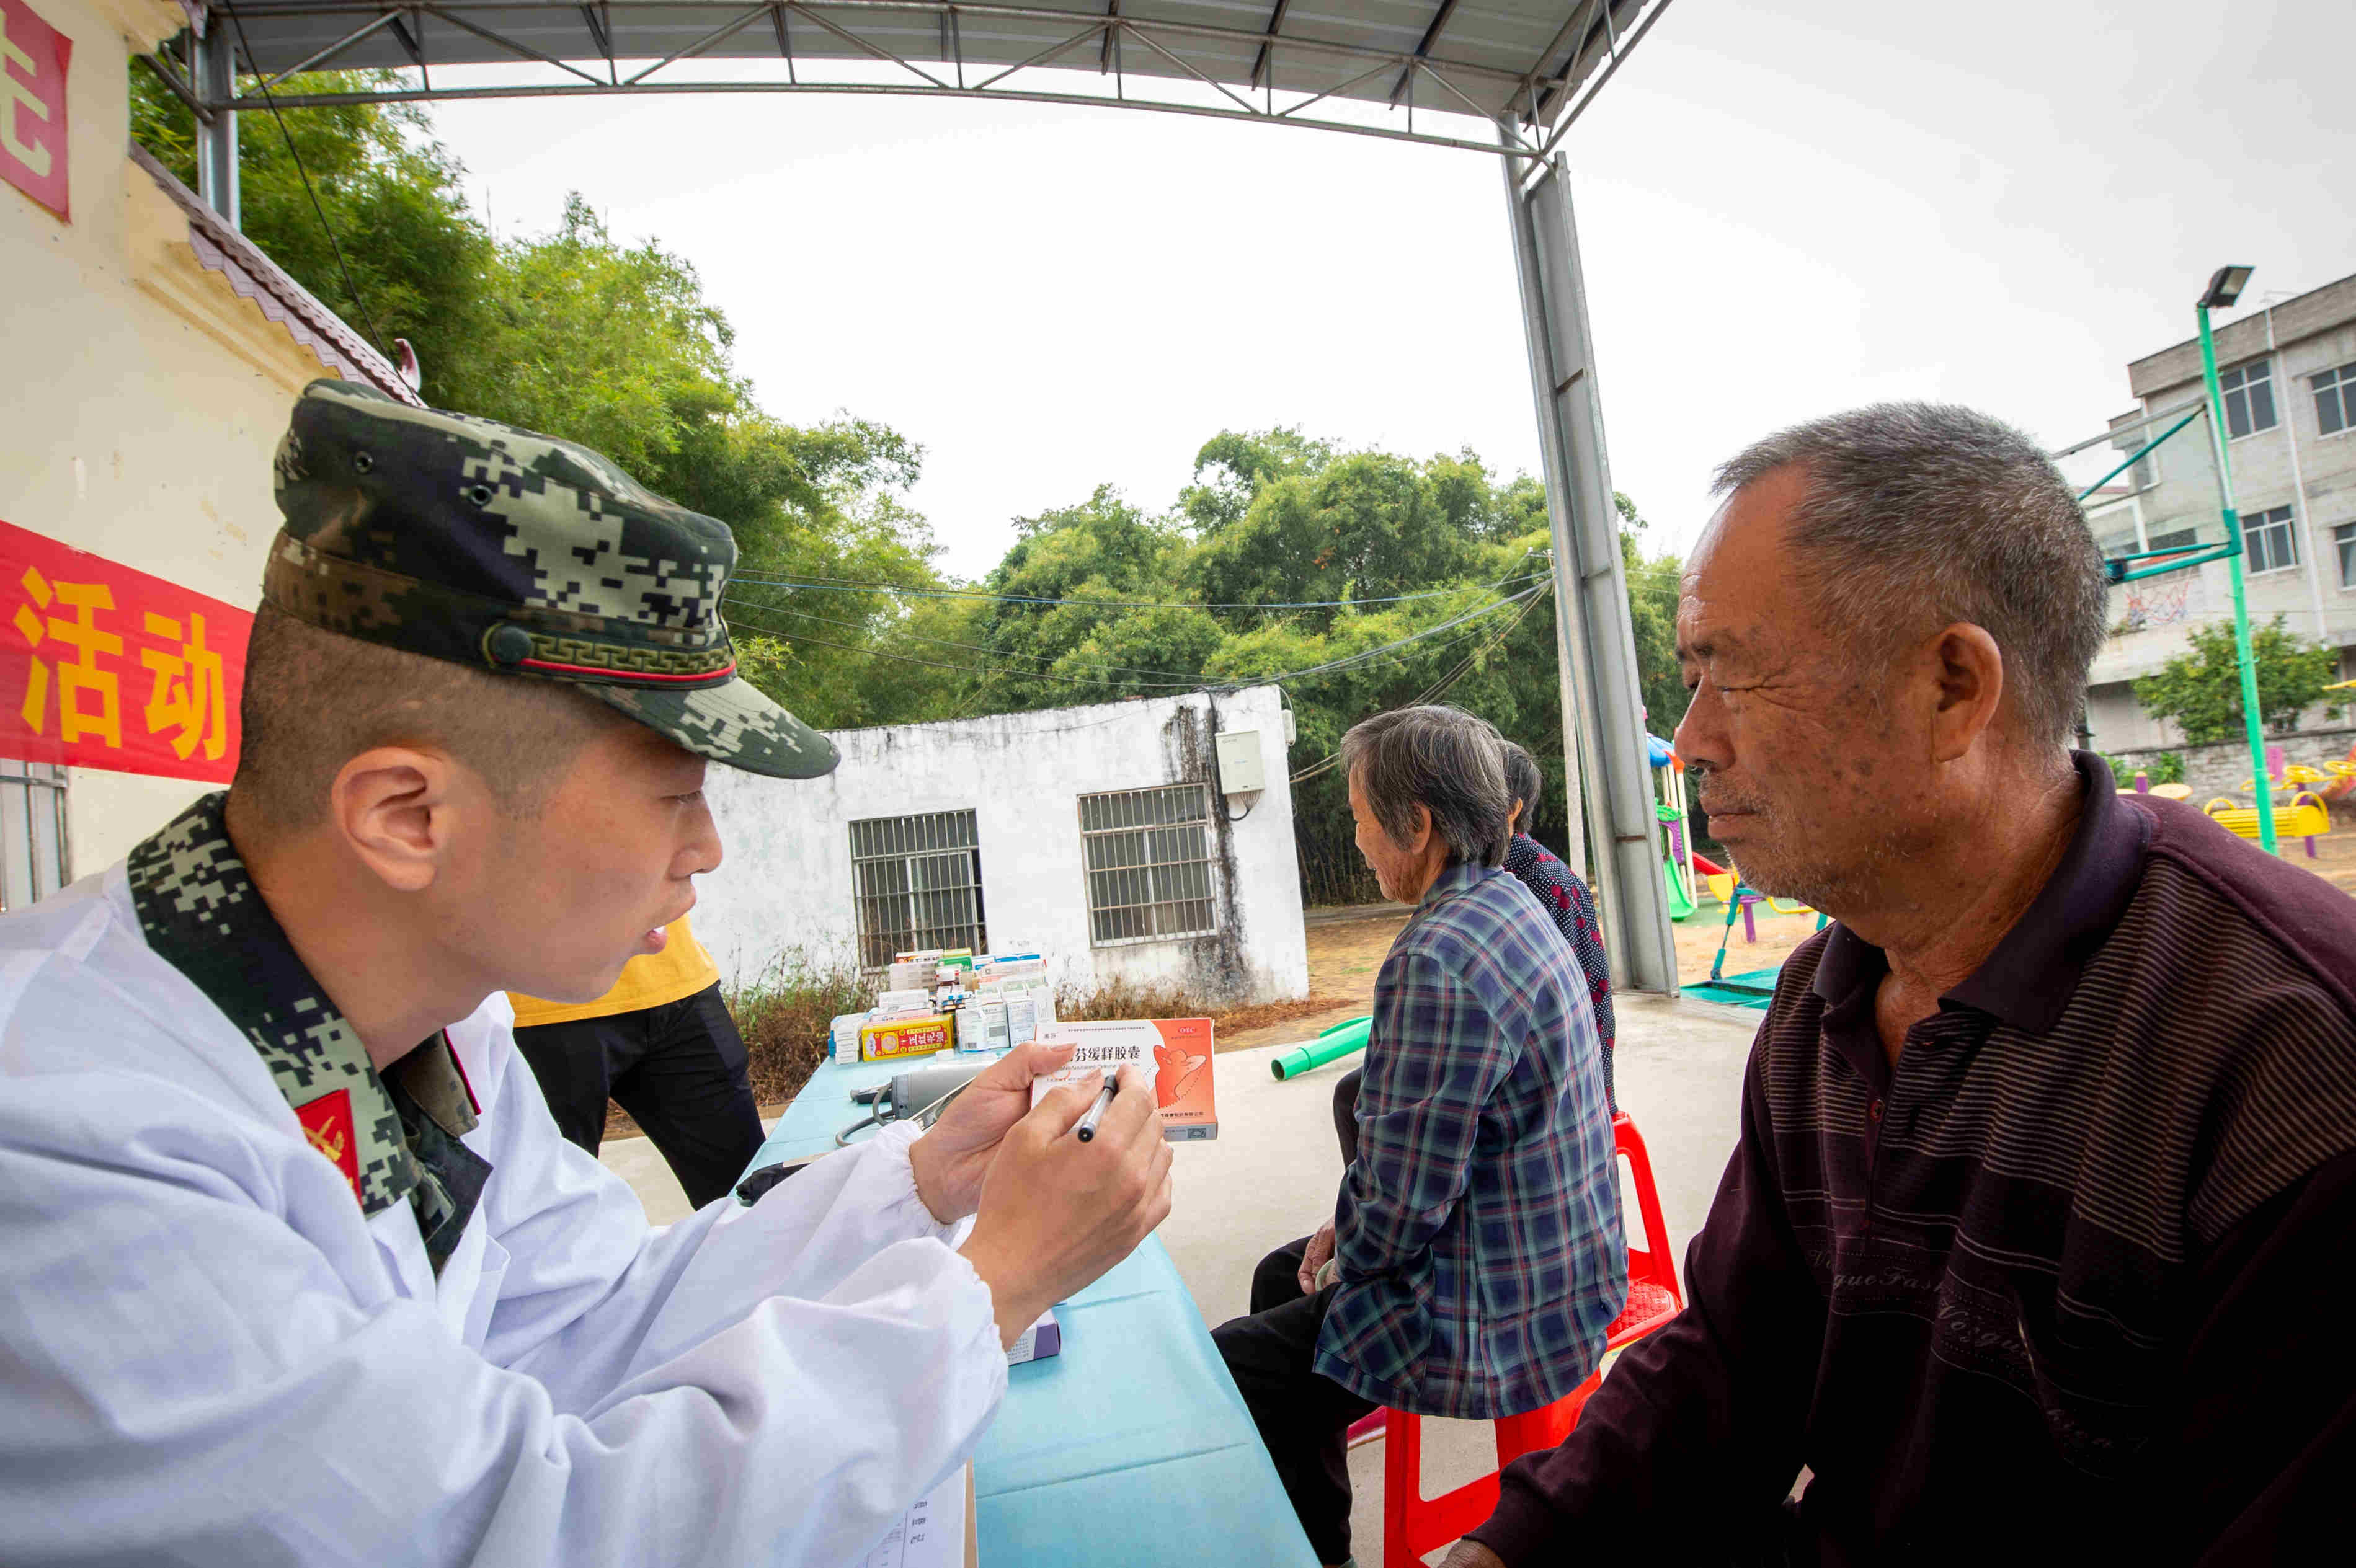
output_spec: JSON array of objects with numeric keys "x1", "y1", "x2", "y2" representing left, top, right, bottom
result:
[{"x1": 600, "y1": 990, "x2": 1759, "y2": 1566}]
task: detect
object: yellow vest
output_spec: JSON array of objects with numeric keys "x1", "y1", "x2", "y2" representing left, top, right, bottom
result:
[{"x1": 507, "y1": 911, "x2": 721, "y2": 1028}]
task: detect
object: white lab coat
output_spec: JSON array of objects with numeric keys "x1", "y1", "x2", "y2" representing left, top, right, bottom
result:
[{"x1": 0, "y1": 864, "x2": 1008, "y2": 1566}]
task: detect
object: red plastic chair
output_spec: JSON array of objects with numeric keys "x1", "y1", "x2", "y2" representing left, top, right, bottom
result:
[{"x1": 1367, "y1": 1114, "x2": 1684, "y2": 1568}]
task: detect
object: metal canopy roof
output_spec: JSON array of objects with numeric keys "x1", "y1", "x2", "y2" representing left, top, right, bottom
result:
[{"x1": 167, "y1": 0, "x2": 1670, "y2": 156}]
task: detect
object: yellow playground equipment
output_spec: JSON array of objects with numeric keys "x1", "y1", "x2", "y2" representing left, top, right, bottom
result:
[{"x1": 2207, "y1": 792, "x2": 2333, "y2": 857}]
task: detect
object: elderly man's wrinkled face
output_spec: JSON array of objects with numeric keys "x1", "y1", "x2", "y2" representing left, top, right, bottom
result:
[{"x1": 1671, "y1": 468, "x2": 1932, "y2": 912}]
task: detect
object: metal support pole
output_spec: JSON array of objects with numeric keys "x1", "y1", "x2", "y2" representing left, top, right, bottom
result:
[
  {"x1": 193, "y1": 27, "x2": 239, "y2": 226},
  {"x1": 1500, "y1": 151, "x2": 1678, "y2": 994},
  {"x1": 2195, "y1": 301, "x2": 2277, "y2": 854}
]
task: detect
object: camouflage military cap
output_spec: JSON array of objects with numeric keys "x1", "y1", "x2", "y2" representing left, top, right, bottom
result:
[{"x1": 263, "y1": 379, "x2": 838, "y2": 779}]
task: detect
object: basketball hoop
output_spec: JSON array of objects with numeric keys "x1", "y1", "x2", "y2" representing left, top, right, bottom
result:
[{"x1": 2122, "y1": 570, "x2": 2193, "y2": 629}]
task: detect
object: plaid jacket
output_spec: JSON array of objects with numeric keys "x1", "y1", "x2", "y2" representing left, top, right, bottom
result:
[
  {"x1": 1505, "y1": 833, "x2": 1617, "y2": 1114},
  {"x1": 1317, "y1": 861, "x2": 1627, "y2": 1419}
]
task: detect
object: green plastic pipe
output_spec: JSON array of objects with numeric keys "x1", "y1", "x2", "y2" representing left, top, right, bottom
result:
[
  {"x1": 2196, "y1": 298, "x2": 2278, "y2": 854},
  {"x1": 1271, "y1": 1015, "x2": 1371, "y2": 1081}
]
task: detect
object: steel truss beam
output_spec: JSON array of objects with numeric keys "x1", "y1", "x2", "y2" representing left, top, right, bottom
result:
[{"x1": 168, "y1": 0, "x2": 1673, "y2": 159}]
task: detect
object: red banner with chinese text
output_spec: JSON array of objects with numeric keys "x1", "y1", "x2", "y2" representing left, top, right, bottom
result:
[
  {"x1": 0, "y1": 520, "x2": 250, "y2": 782},
  {"x1": 0, "y1": 0, "x2": 71, "y2": 223}
]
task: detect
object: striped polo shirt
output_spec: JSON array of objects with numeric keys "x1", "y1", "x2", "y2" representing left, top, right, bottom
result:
[{"x1": 1475, "y1": 753, "x2": 2356, "y2": 1564}]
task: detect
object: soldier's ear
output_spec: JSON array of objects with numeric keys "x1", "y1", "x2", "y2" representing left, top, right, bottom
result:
[{"x1": 329, "y1": 746, "x2": 464, "y2": 893}]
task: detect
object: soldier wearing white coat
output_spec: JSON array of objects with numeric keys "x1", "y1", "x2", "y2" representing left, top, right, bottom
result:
[{"x1": 0, "y1": 381, "x2": 1173, "y2": 1564}]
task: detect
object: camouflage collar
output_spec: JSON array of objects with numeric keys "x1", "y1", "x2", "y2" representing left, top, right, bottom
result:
[{"x1": 127, "y1": 793, "x2": 487, "y2": 1273}]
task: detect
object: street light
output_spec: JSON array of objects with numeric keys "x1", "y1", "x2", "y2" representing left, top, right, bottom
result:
[
  {"x1": 2192, "y1": 262, "x2": 2278, "y2": 853},
  {"x1": 2199, "y1": 265, "x2": 2254, "y2": 310}
]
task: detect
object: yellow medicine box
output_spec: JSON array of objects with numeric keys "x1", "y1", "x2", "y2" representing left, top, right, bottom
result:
[{"x1": 861, "y1": 1013, "x2": 955, "y2": 1062}]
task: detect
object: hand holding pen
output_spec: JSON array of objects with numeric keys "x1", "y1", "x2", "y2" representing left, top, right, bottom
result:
[{"x1": 1075, "y1": 1075, "x2": 1119, "y2": 1142}]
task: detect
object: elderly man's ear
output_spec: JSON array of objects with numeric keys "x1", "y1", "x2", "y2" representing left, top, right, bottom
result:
[{"x1": 1926, "y1": 622, "x2": 2007, "y2": 764}]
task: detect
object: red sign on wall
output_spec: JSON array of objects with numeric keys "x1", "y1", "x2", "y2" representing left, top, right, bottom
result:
[
  {"x1": 0, "y1": 0, "x2": 70, "y2": 223},
  {"x1": 0, "y1": 520, "x2": 251, "y2": 782}
]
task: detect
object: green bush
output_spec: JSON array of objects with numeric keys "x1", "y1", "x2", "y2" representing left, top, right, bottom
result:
[
  {"x1": 2106, "y1": 750, "x2": 2186, "y2": 786},
  {"x1": 726, "y1": 952, "x2": 875, "y2": 1108}
]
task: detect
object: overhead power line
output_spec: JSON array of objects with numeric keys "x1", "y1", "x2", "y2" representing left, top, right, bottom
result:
[
  {"x1": 724, "y1": 569, "x2": 1550, "y2": 613},
  {"x1": 719, "y1": 581, "x2": 1547, "y2": 699},
  {"x1": 224, "y1": 16, "x2": 389, "y2": 355},
  {"x1": 722, "y1": 583, "x2": 1207, "y2": 682},
  {"x1": 1290, "y1": 584, "x2": 1553, "y2": 784}
]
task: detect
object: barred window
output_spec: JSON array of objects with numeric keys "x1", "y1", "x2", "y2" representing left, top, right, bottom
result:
[
  {"x1": 0, "y1": 760, "x2": 69, "y2": 911},
  {"x1": 1078, "y1": 784, "x2": 1217, "y2": 946},
  {"x1": 848, "y1": 810, "x2": 987, "y2": 971},
  {"x1": 2220, "y1": 359, "x2": 2277, "y2": 439}
]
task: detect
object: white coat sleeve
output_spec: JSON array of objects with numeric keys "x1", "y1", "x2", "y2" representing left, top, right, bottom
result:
[
  {"x1": 0, "y1": 1065, "x2": 1008, "y2": 1568},
  {"x1": 469, "y1": 1029, "x2": 978, "y2": 1410}
]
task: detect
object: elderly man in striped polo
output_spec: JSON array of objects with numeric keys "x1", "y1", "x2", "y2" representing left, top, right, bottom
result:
[
  {"x1": 1452, "y1": 404, "x2": 2356, "y2": 1568},
  {"x1": 1214, "y1": 703, "x2": 1625, "y2": 1568}
]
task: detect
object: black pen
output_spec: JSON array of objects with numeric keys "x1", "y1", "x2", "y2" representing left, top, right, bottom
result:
[{"x1": 1075, "y1": 1076, "x2": 1119, "y2": 1141}]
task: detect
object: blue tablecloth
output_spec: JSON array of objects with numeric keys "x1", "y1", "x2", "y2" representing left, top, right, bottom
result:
[
  {"x1": 750, "y1": 1053, "x2": 1316, "y2": 1567},
  {"x1": 758, "y1": 1049, "x2": 992, "y2": 1166}
]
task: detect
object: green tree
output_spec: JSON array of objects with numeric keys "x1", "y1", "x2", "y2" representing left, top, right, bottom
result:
[
  {"x1": 1616, "y1": 492, "x2": 1686, "y2": 735},
  {"x1": 2132, "y1": 615, "x2": 2343, "y2": 743},
  {"x1": 130, "y1": 64, "x2": 952, "y2": 732},
  {"x1": 1178, "y1": 427, "x2": 1336, "y2": 533},
  {"x1": 128, "y1": 65, "x2": 500, "y2": 407}
]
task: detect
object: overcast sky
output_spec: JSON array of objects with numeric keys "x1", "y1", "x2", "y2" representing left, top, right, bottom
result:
[{"x1": 425, "y1": 0, "x2": 2355, "y2": 579}]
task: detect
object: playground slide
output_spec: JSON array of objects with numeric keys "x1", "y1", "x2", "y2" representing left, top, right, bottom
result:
[{"x1": 1663, "y1": 857, "x2": 1697, "y2": 921}]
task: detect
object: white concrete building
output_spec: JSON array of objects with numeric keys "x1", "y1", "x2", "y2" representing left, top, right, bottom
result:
[
  {"x1": 2083, "y1": 272, "x2": 2356, "y2": 758},
  {"x1": 695, "y1": 684, "x2": 1312, "y2": 1008}
]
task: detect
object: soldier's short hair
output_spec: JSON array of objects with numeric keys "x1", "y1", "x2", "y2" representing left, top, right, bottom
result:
[{"x1": 232, "y1": 605, "x2": 636, "y2": 830}]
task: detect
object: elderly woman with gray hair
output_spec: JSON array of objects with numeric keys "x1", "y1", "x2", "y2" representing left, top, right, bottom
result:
[{"x1": 1211, "y1": 704, "x2": 1625, "y2": 1568}]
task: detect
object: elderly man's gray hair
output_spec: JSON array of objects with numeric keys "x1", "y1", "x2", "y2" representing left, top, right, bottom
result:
[
  {"x1": 1712, "y1": 402, "x2": 2108, "y2": 747},
  {"x1": 1340, "y1": 704, "x2": 1512, "y2": 868}
]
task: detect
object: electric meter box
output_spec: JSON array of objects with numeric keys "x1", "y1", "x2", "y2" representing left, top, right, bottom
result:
[{"x1": 1214, "y1": 729, "x2": 1266, "y2": 795}]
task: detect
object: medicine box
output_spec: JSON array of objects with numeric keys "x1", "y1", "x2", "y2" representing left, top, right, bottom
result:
[
  {"x1": 956, "y1": 999, "x2": 1010, "y2": 1053},
  {"x1": 1007, "y1": 1308, "x2": 1061, "y2": 1366},
  {"x1": 1028, "y1": 1018, "x2": 1217, "y2": 1141},
  {"x1": 861, "y1": 1013, "x2": 955, "y2": 1063}
]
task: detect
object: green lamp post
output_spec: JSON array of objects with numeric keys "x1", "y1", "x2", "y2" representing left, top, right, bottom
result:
[{"x1": 2194, "y1": 263, "x2": 2278, "y2": 855}]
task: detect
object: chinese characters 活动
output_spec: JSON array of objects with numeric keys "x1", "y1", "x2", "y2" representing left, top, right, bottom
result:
[{"x1": 13, "y1": 567, "x2": 229, "y2": 762}]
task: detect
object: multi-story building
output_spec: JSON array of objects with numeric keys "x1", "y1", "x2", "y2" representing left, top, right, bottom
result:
[{"x1": 2082, "y1": 270, "x2": 2356, "y2": 755}]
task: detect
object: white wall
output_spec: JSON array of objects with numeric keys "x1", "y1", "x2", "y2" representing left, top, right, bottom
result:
[{"x1": 695, "y1": 684, "x2": 1310, "y2": 1006}]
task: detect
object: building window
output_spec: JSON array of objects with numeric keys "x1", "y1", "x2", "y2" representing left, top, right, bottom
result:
[
  {"x1": 2219, "y1": 359, "x2": 2277, "y2": 439},
  {"x1": 2315, "y1": 362, "x2": 2356, "y2": 437},
  {"x1": 2244, "y1": 505, "x2": 2298, "y2": 574},
  {"x1": 1078, "y1": 783, "x2": 1217, "y2": 946},
  {"x1": 2336, "y1": 521, "x2": 2355, "y2": 588},
  {"x1": 2146, "y1": 525, "x2": 2201, "y2": 554},
  {"x1": 0, "y1": 760, "x2": 69, "y2": 911},
  {"x1": 848, "y1": 810, "x2": 987, "y2": 971}
]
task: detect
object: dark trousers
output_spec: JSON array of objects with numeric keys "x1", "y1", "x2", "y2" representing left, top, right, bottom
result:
[
  {"x1": 1212, "y1": 1236, "x2": 1378, "y2": 1566},
  {"x1": 513, "y1": 981, "x2": 764, "y2": 1209},
  {"x1": 1334, "y1": 1068, "x2": 1363, "y2": 1167}
]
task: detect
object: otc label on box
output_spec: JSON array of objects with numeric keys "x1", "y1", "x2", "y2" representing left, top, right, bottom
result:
[
  {"x1": 861, "y1": 1013, "x2": 954, "y2": 1062},
  {"x1": 1029, "y1": 1019, "x2": 1217, "y2": 1141}
]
